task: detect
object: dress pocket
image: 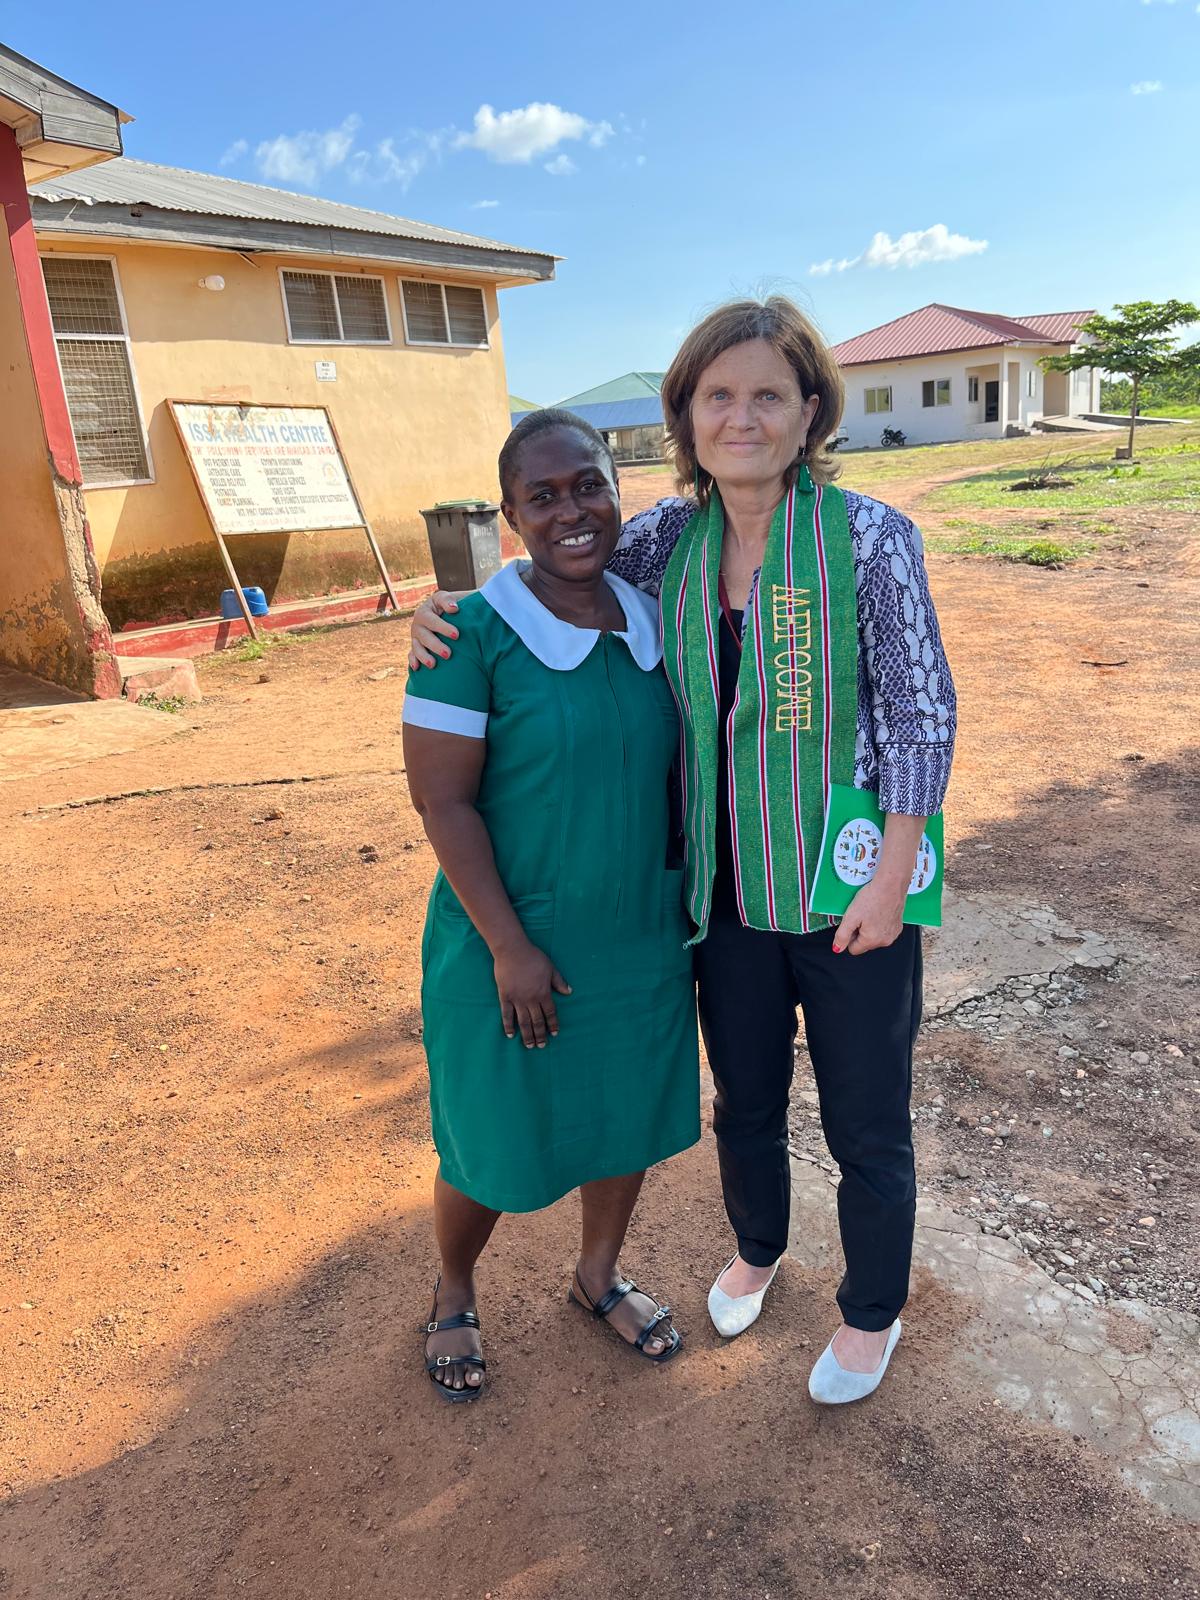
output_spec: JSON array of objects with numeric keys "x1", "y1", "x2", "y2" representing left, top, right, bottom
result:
[
  {"x1": 659, "y1": 869, "x2": 693, "y2": 979},
  {"x1": 437, "y1": 887, "x2": 554, "y2": 933}
]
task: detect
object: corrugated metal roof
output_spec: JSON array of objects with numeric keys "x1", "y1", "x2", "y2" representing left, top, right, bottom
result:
[
  {"x1": 832, "y1": 303, "x2": 1094, "y2": 366},
  {"x1": 29, "y1": 156, "x2": 552, "y2": 258},
  {"x1": 1012, "y1": 311, "x2": 1094, "y2": 343},
  {"x1": 561, "y1": 397, "x2": 665, "y2": 430},
  {"x1": 558, "y1": 371, "x2": 665, "y2": 407}
]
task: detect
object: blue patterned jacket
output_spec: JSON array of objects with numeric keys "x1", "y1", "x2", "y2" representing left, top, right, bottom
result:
[{"x1": 608, "y1": 493, "x2": 956, "y2": 818}]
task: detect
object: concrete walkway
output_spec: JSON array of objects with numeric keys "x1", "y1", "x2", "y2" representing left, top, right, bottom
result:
[
  {"x1": 1034, "y1": 415, "x2": 1123, "y2": 434},
  {"x1": 789, "y1": 1163, "x2": 1200, "y2": 1519},
  {"x1": 0, "y1": 666, "x2": 182, "y2": 782},
  {"x1": 925, "y1": 888, "x2": 1119, "y2": 1017},
  {"x1": 790, "y1": 890, "x2": 1199, "y2": 1520}
]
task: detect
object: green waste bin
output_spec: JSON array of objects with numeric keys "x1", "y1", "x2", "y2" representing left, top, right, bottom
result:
[{"x1": 420, "y1": 500, "x2": 504, "y2": 590}]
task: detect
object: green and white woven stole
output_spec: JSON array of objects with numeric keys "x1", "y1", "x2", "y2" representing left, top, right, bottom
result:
[{"x1": 660, "y1": 467, "x2": 858, "y2": 940}]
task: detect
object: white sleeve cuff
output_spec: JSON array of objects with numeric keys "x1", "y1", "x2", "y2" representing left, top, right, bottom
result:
[{"x1": 403, "y1": 696, "x2": 488, "y2": 738}]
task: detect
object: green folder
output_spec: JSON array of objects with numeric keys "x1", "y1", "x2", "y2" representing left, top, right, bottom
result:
[{"x1": 809, "y1": 784, "x2": 944, "y2": 928}]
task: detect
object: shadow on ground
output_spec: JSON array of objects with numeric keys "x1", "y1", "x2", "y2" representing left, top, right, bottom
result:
[{"x1": 4, "y1": 1115, "x2": 1199, "y2": 1600}]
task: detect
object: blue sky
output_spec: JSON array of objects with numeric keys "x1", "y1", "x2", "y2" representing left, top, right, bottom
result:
[{"x1": 14, "y1": 0, "x2": 1199, "y2": 402}]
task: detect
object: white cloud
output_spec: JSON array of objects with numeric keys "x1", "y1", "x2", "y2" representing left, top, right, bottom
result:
[
  {"x1": 255, "y1": 115, "x2": 361, "y2": 185},
  {"x1": 455, "y1": 102, "x2": 613, "y2": 164},
  {"x1": 472, "y1": 199, "x2": 500, "y2": 209},
  {"x1": 1130, "y1": 78, "x2": 1164, "y2": 92},
  {"x1": 364, "y1": 132, "x2": 442, "y2": 189},
  {"x1": 635, "y1": 154, "x2": 647, "y2": 167},
  {"x1": 810, "y1": 223, "x2": 988, "y2": 275},
  {"x1": 247, "y1": 100, "x2": 618, "y2": 195}
]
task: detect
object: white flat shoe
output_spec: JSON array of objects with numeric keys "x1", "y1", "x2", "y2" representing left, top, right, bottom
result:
[
  {"x1": 707, "y1": 1255, "x2": 780, "y2": 1338},
  {"x1": 807, "y1": 1318, "x2": 902, "y2": 1404}
]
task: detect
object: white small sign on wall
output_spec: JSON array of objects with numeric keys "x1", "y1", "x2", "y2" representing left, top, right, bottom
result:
[{"x1": 314, "y1": 360, "x2": 337, "y2": 382}]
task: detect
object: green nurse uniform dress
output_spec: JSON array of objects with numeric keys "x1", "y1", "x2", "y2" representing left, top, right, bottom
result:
[{"x1": 403, "y1": 561, "x2": 700, "y2": 1214}]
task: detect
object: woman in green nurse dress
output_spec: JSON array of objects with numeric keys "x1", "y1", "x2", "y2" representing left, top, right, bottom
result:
[{"x1": 403, "y1": 410, "x2": 699, "y2": 1402}]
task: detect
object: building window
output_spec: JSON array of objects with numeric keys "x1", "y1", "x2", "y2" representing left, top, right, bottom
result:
[
  {"x1": 41, "y1": 255, "x2": 151, "y2": 486},
  {"x1": 864, "y1": 386, "x2": 892, "y2": 415},
  {"x1": 922, "y1": 379, "x2": 951, "y2": 407},
  {"x1": 401, "y1": 280, "x2": 489, "y2": 348},
  {"x1": 1027, "y1": 370, "x2": 1036, "y2": 397},
  {"x1": 968, "y1": 376, "x2": 979, "y2": 403},
  {"x1": 280, "y1": 269, "x2": 391, "y2": 343}
]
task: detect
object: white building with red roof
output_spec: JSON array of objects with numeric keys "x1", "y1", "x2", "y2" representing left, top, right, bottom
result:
[{"x1": 831, "y1": 303, "x2": 1099, "y2": 449}]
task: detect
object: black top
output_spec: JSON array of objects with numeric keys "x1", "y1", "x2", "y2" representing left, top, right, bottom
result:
[{"x1": 712, "y1": 588, "x2": 742, "y2": 914}]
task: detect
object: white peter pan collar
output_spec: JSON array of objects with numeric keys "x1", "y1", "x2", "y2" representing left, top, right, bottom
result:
[{"x1": 480, "y1": 560, "x2": 663, "y2": 672}]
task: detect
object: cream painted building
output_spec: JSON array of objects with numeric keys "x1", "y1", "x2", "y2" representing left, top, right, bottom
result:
[
  {"x1": 29, "y1": 159, "x2": 555, "y2": 629},
  {"x1": 832, "y1": 304, "x2": 1100, "y2": 451}
]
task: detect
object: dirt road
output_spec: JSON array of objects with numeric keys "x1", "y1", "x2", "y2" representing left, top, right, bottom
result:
[{"x1": 2, "y1": 464, "x2": 1198, "y2": 1598}]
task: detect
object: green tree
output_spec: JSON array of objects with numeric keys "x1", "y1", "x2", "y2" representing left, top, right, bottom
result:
[
  {"x1": 1102, "y1": 365, "x2": 1200, "y2": 412},
  {"x1": 1042, "y1": 300, "x2": 1200, "y2": 457}
]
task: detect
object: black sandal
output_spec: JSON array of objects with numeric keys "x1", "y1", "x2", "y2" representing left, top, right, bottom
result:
[
  {"x1": 568, "y1": 1270, "x2": 682, "y2": 1364},
  {"x1": 423, "y1": 1281, "x2": 486, "y2": 1403}
]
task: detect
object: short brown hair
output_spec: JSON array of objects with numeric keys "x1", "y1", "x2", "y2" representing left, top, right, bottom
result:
[{"x1": 661, "y1": 296, "x2": 845, "y2": 501}]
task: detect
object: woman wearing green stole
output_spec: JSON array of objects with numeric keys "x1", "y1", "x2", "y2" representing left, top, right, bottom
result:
[{"x1": 410, "y1": 297, "x2": 956, "y2": 1406}]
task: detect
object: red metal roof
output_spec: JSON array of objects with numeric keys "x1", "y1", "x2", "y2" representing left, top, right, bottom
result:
[
  {"x1": 831, "y1": 303, "x2": 1094, "y2": 366},
  {"x1": 1011, "y1": 310, "x2": 1094, "y2": 343}
]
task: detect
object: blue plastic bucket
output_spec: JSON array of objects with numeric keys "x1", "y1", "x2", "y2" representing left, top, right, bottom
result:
[{"x1": 220, "y1": 586, "x2": 269, "y2": 619}]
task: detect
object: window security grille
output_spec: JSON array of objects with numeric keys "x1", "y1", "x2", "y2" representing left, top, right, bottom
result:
[
  {"x1": 281, "y1": 271, "x2": 390, "y2": 343},
  {"x1": 336, "y1": 276, "x2": 390, "y2": 342},
  {"x1": 401, "y1": 281, "x2": 488, "y2": 347},
  {"x1": 402, "y1": 281, "x2": 448, "y2": 343},
  {"x1": 445, "y1": 285, "x2": 488, "y2": 346},
  {"x1": 41, "y1": 256, "x2": 150, "y2": 485}
]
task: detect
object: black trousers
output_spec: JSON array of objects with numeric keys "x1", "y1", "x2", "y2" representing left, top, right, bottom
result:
[{"x1": 694, "y1": 910, "x2": 923, "y2": 1332}]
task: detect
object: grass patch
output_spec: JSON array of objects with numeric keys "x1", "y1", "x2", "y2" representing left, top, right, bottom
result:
[
  {"x1": 217, "y1": 632, "x2": 298, "y2": 664},
  {"x1": 138, "y1": 691, "x2": 188, "y2": 713},
  {"x1": 927, "y1": 449, "x2": 1200, "y2": 514},
  {"x1": 927, "y1": 523, "x2": 1093, "y2": 566},
  {"x1": 836, "y1": 423, "x2": 1200, "y2": 494},
  {"x1": 1138, "y1": 439, "x2": 1200, "y2": 459}
]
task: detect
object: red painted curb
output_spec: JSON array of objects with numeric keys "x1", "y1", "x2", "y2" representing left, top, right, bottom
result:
[{"x1": 115, "y1": 578, "x2": 439, "y2": 660}]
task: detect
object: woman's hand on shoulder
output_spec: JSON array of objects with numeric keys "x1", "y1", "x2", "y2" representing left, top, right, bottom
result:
[
  {"x1": 493, "y1": 939, "x2": 572, "y2": 1049},
  {"x1": 409, "y1": 590, "x2": 465, "y2": 670}
]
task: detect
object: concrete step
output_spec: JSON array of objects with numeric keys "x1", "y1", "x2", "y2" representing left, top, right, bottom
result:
[{"x1": 116, "y1": 655, "x2": 202, "y2": 705}]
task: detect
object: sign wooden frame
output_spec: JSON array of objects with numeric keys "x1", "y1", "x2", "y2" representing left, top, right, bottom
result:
[{"x1": 168, "y1": 400, "x2": 400, "y2": 639}]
